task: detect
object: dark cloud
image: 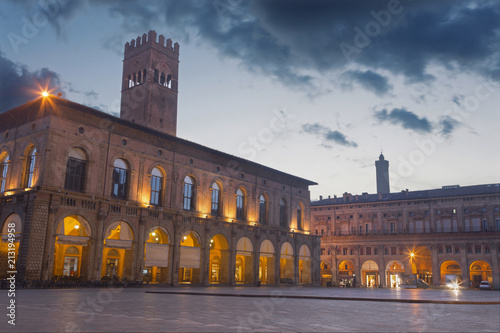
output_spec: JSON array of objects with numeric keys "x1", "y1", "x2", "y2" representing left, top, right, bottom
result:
[
  {"x1": 374, "y1": 108, "x2": 432, "y2": 133},
  {"x1": 0, "y1": 51, "x2": 63, "y2": 112},
  {"x1": 6, "y1": 0, "x2": 500, "y2": 91},
  {"x1": 342, "y1": 70, "x2": 392, "y2": 95},
  {"x1": 302, "y1": 123, "x2": 357, "y2": 147},
  {"x1": 439, "y1": 116, "x2": 461, "y2": 136}
]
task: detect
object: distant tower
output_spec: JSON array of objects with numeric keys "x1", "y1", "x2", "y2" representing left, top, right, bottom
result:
[
  {"x1": 375, "y1": 153, "x2": 390, "y2": 194},
  {"x1": 120, "y1": 30, "x2": 179, "y2": 136}
]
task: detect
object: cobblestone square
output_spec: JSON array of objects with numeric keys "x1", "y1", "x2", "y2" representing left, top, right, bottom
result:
[{"x1": 2, "y1": 287, "x2": 499, "y2": 332}]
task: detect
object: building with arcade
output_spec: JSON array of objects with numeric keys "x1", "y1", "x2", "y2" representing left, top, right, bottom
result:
[
  {"x1": 0, "y1": 30, "x2": 320, "y2": 286},
  {"x1": 312, "y1": 154, "x2": 500, "y2": 289}
]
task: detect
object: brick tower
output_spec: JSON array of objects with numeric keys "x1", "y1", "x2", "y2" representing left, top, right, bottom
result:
[
  {"x1": 120, "y1": 30, "x2": 179, "y2": 136},
  {"x1": 375, "y1": 153, "x2": 390, "y2": 194}
]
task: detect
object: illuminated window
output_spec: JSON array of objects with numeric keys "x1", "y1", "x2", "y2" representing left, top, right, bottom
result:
[
  {"x1": 112, "y1": 159, "x2": 128, "y2": 199},
  {"x1": 296, "y1": 204, "x2": 303, "y2": 230},
  {"x1": 279, "y1": 199, "x2": 287, "y2": 228},
  {"x1": 0, "y1": 154, "x2": 9, "y2": 193},
  {"x1": 259, "y1": 195, "x2": 267, "y2": 224},
  {"x1": 64, "y1": 148, "x2": 87, "y2": 192},
  {"x1": 183, "y1": 176, "x2": 194, "y2": 211},
  {"x1": 211, "y1": 182, "x2": 221, "y2": 216},
  {"x1": 25, "y1": 147, "x2": 37, "y2": 188},
  {"x1": 236, "y1": 189, "x2": 245, "y2": 220},
  {"x1": 150, "y1": 168, "x2": 163, "y2": 206}
]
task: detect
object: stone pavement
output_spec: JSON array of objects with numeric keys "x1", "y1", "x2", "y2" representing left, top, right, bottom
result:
[{"x1": 1, "y1": 287, "x2": 499, "y2": 332}]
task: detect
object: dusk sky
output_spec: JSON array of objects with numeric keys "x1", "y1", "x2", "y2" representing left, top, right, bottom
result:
[{"x1": 1, "y1": 0, "x2": 499, "y2": 200}]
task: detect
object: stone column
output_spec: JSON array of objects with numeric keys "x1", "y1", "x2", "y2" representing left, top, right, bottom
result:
[
  {"x1": 93, "y1": 210, "x2": 107, "y2": 280},
  {"x1": 170, "y1": 215, "x2": 182, "y2": 286},
  {"x1": 201, "y1": 230, "x2": 211, "y2": 286},
  {"x1": 431, "y1": 244, "x2": 440, "y2": 286},
  {"x1": 378, "y1": 245, "x2": 385, "y2": 286},
  {"x1": 294, "y1": 240, "x2": 300, "y2": 285},
  {"x1": 490, "y1": 242, "x2": 499, "y2": 290},
  {"x1": 253, "y1": 241, "x2": 260, "y2": 286},
  {"x1": 460, "y1": 243, "x2": 470, "y2": 288},
  {"x1": 229, "y1": 228, "x2": 237, "y2": 286},
  {"x1": 135, "y1": 218, "x2": 146, "y2": 282},
  {"x1": 41, "y1": 206, "x2": 58, "y2": 281},
  {"x1": 354, "y1": 245, "x2": 361, "y2": 287}
]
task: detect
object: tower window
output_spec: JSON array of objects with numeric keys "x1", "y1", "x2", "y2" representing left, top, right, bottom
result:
[
  {"x1": 150, "y1": 167, "x2": 163, "y2": 206},
  {"x1": 0, "y1": 154, "x2": 9, "y2": 193},
  {"x1": 154, "y1": 69, "x2": 159, "y2": 84},
  {"x1": 279, "y1": 198, "x2": 287, "y2": 228},
  {"x1": 236, "y1": 188, "x2": 245, "y2": 220},
  {"x1": 211, "y1": 182, "x2": 221, "y2": 216},
  {"x1": 296, "y1": 203, "x2": 303, "y2": 230},
  {"x1": 64, "y1": 148, "x2": 87, "y2": 192},
  {"x1": 259, "y1": 195, "x2": 267, "y2": 224},
  {"x1": 25, "y1": 147, "x2": 37, "y2": 188},
  {"x1": 111, "y1": 159, "x2": 128, "y2": 199},
  {"x1": 183, "y1": 176, "x2": 195, "y2": 211}
]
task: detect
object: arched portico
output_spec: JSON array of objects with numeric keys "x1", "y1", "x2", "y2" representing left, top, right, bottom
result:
[
  {"x1": 298, "y1": 244, "x2": 311, "y2": 284},
  {"x1": 469, "y1": 260, "x2": 492, "y2": 288},
  {"x1": 259, "y1": 239, "x2": 275, "y2": 285},
  {"x1": 53, "y1": 215, "x2": 91, "y2": 279},
  {"x1": 102, "y1": 221, "x2": 134, "y2": 279},
  {"x1": 280, "y1": 242, "x2": 294, "y2": 284},
  {"x1": 361, "y1": 260, "x2": 379, "y2": 287},
  {"x1": 143, "y1": 226, "x2": 170, "y2": 283},
  {"x1": 209, "y1": 234, "x2": 229, "y2": 284},
  {"x1": 236, "y1": 237, "x2": 254, "y2": 284},
  {"x1": 0, "y1": 214, "x2": 22, "y2": 279},
  {"x1": 179, "y1": 231, "x2": 202, "y2": 284},
  {"x1": 386, "y1": 260, "x2": 404, "y2": 288}
]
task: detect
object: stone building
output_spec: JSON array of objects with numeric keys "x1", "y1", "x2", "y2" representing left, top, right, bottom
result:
[
  {"x1": 0, "y1": 30, "x2": 320, "y2": 286},
  {"x1": 312, "y1": 156, "x2": 500, "y2": 289}
]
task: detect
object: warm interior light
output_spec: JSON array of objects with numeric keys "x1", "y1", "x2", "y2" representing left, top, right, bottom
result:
[
  {"x1": 155, "y1": 237, "x2": 159, "y2": 241},
  {"x1": 74, "y1": 225, "x2": 80, "y2": 229},
  {"x1": 210, "y1": 239, "x2": 214, "y2": 243},
  {"x1": 410, "y1": 252, "x2": 415, "y2": 258},
  {"x1": 152, "y1": 232, "x2": 156, "y2": 236},
  {"x1": 42, "y1": 91, "x2": 49, "y2": 97},
  {"x1": 183, "y1": 236, "x2": 187, "y2": 240}
]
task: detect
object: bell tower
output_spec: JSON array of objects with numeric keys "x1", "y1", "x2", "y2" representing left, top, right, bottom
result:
[
  {"x1": 375, "y1": 152, "x2": 390, "y2": 194},
  {"x1": 120, "y1": 30, "x2": 179, "y2": 136}
]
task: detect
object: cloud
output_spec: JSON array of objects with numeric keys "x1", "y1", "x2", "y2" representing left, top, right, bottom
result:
[
  {"x1": 302, "y1": 123, "x2": 357, "y2": 147},
  {"x1": 0, "y1": 50, "x2": 63, "y2": 112},
  {"x1": 8, "y1": 0, "x2": 500, "y2": 91},
  {"x1": 374, "y1": 108, "x2": 432, "y2": 133},
  {"x1": 439, "y1": 116, "x2": 461, "y2": 136},
  {"x1": 342, "y1": 70, "x2": 392, "y2": 95}
]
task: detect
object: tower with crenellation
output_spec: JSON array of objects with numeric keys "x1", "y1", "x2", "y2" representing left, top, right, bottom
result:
[{"x1": 120, "y1": 30, "x2": 179, "y2": 136}]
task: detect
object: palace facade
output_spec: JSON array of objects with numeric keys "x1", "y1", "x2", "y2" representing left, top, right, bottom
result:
[
  {"x1": 312, "y1": 155, "x2": 500, "y2": 289},
  {"x1": 0, "y1": 30, "x2": 320, "y2": 286}
]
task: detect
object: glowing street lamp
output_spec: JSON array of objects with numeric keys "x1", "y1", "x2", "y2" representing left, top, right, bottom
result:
[{"x1": 41, "y1": 91, "x2": 49, "y2": 97}]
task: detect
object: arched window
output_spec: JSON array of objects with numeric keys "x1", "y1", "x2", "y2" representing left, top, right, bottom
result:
[
  {"x1": 166, "y1": 74, "x2": 172, "y2": 88},
  {"x1": 25, "y1": 147, "x2": 37, "y2": 188},
  {"x1": 236, "y1": 189, "x2": 245, "y2": 220},
  {"x1": 183, "y1": 176, "x2": 194, "y2": 211},
  {"x1": 279, "y1": 199, "x2": 287, "y2": 228},
  {"x1": 296, "y1": 203, "x2": 303, "y2": 230},
  {"x1": 127, "y1": 75, "x2": 133, "y2": 88},
  {"x1": 137, "y1": 70, "x2": 142, "y2": 84},
  {"x1": 150, "y1": 167, "x2": 163, "y2": 206},
  {"x1": 0, "y1": 154, "x2": 9, "y2": 193},
  {"x1": 142, "y1": 69, "x2": 147, "y2": 82},
  {"x1": 211, "y1": 182, "x2": 221, "y2": 216},
  {"x1": 160, "y1": 72, "x2": 166, "y2": 86},
  {"x1": 259, "y1": 195, "x2": 267, "y2": 224},
  {"x1": 64, "y1": 148, "x2": 87, "y2": 192},
  {"x1": 154, "y1": 69, "x2": 159, "y2": 83},
  {"x1": 112, "y1": 159, "x2": 128, "y2": 199}
]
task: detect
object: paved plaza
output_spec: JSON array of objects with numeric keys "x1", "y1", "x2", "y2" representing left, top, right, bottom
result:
[{"x1": 2, "y1": 287, "x2": 499, "y2": 332}]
